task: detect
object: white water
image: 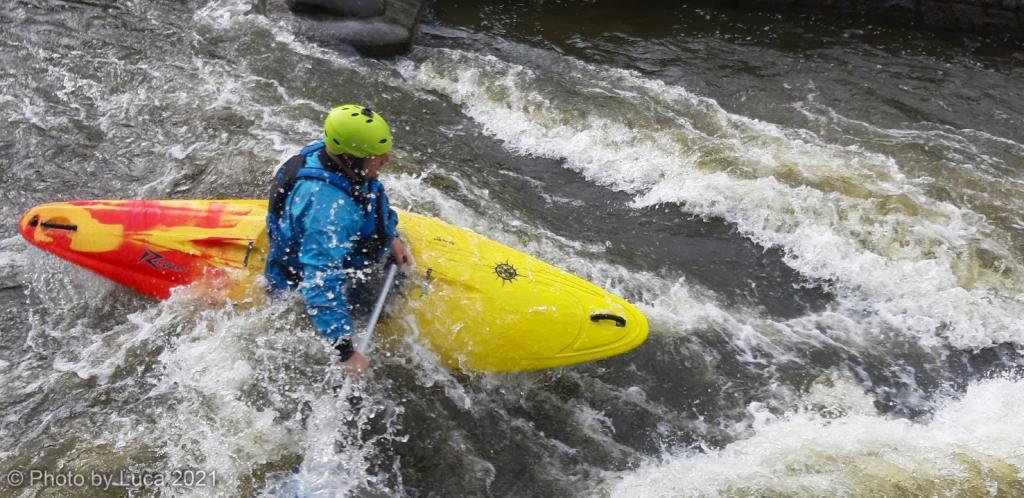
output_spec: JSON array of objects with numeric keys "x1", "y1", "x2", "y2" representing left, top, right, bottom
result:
[
  {"x1": 12, "y1": 264, "x2": 412, "y2": 495},
  {"x1": 6, "y1": 0, "x2": 1024, "y2": 495},
  {"x1": 399, "y1": 47, "x2": 1024, "y2": 351},
  {"x1": 390, "y1": 46, "x2": 1024, "y2": 494},
  {"x1": 607, "y1": 374, "x2": 1024, "y2": 497}
]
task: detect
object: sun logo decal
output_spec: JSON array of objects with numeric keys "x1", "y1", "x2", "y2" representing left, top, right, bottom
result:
[{"x1": 494, "y1": 260, "x2": 518, "y2": 285}]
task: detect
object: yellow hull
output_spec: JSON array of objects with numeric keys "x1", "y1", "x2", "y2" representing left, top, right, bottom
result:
[
  {"x1": 19, "y1": 200, "x2": 648, "y2": 372},
  {"x1": 393, "y1": 211, "x2": 647, "y2": 371}
]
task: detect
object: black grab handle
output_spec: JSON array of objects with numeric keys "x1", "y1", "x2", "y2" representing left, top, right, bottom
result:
[
  {"x1": 28, "y1": 216, "x2": 78, "y2": 232},
  {"x1": 590, "y1": 313, "x2": 626, "y2": 327}
]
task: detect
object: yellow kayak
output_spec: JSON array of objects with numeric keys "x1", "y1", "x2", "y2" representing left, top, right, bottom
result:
[{"x1": 19, "y1": 200, "x2": 648, "y2": 372}]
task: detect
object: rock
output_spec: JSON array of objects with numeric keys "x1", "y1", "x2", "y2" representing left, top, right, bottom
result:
[
  {"x1": 289, "y1": 0, "x2": 425, "y2": 57},
  {"x1": 288, "y1": 0, "x2": 384, "y2": 18}
]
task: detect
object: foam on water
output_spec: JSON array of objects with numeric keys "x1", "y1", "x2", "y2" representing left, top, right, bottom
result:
[
  {"x1": 605, "y1": 374, "x2": 1024, "y2": 497},
  {"x1": 384, "y1": 171, "x2": 743, "y2": 336},
  {"x1": 382, "y1": 169, "x2": 876, "y2": 379},
  {"x1": 16, "y1": 276, "x2": 411, "y2": 495},
  {"x1": 2, "y1": 233, "x2": 407, "y2": 494},
  {"x1": 0, "y1": 236, "x2": 27, "y2": 289},
  {"x1": 390, "y1": 46, "x2": 1024, "y2": 495},
  {"x1": 8, "y1": 200, "x2": 733, "y2": 495},
  {"x1": 5, "y1": 5, "x2": 727, "y2": 492},
  {"x1": 399, "y1": 47, "x2": 1024, "y2": 350},
  {"x1": 8, "y1": 0, "x2": 1024, "y2": 494}
]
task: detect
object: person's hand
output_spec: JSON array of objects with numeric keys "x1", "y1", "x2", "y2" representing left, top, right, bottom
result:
[
  {"x1": 341, "y1": 351, "x2": 370, "y2": 381},
  {"x1": 390, "y1": 238, "x2": 413, "y2": 267}
]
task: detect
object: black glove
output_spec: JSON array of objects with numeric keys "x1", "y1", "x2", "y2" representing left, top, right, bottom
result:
[{"x1": 334, "y1": 337, "x2": 355, "y2": 362}]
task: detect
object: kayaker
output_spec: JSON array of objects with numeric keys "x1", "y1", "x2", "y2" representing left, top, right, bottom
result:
[{"x1": 264, "y1": 104, "x2": 412, "y2": 379}]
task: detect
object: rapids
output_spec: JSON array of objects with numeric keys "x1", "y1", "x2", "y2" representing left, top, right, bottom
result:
[{"x1": 2, "y1": 0, "x2": 1022, "y2": 495}]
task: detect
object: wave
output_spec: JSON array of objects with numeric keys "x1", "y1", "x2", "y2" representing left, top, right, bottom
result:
[
  {"x1": 399, "y1": 47, "x2": 1024, "y2": 350},
  {"x1": 606, "y1": 374, "x2": 1024, "y2": 497}
]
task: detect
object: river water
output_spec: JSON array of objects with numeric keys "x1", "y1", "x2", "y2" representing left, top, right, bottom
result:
[{"x1": 2, "y1": 0, "x2": 1023, "y2": 496}]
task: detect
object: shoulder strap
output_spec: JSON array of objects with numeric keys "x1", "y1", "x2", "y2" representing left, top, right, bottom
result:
[
  {"x1": 268, "y1": 154, "x2": 356, "y2": 221},
  {"x1": 269, "y1": 154, "x2": 307, "y2": 218}
]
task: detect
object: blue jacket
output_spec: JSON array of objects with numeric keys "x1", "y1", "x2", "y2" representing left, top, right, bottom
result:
[{"x1": 265, "y1": 140, "x2": 398, "y2": 342}]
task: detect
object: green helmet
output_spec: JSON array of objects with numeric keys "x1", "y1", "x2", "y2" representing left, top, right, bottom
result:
[{"x1": 323, "y1": 104, "x2": 393, "y2": 158}]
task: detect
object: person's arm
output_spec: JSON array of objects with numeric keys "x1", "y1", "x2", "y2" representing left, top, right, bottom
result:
[
  {"x1": 292, "y1": 184, "x2": 363, "y2": 356},
  {"x1": 379, "y1": 187, "x2": 412, "y2": 267}
]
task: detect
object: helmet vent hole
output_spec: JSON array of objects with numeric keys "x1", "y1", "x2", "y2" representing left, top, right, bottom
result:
[
  {"x1": 333, "y1": 138, "x2": 340, "y2": 144},
  {"x1": 365, "y1": 119, "x2": 373, "y2": 123},
  {"x1": 351, "y1": 113, "x2": 359, "y2": 117},
  {"x1": 379, "y1": 138, "x2": 388, "y2": 143}
]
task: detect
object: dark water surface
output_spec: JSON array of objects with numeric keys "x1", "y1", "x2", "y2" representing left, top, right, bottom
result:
[{"x1": 2, "y1": 0, "x2": 1024, "y2": 496}]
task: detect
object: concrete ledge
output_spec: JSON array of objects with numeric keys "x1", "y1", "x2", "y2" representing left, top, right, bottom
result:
[
  {"x1": 716, "y1": 0, "x2": 1023, "y2": 37},
  {"x1": 289, "y1": 0, "x2": 424, "y2": 57}
]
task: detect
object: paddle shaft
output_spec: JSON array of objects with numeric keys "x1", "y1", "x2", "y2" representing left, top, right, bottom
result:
[
  {"x1": 354, "y1": 263, "x2": 399, "y2": 355},
  {"x1": 335, "y1": 263, "x2": 399, "y2": 395}
]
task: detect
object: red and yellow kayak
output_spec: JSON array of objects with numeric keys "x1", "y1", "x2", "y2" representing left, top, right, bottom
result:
[{"x1": 19, "y1": 200, "x2": 648, "y2": 372}]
